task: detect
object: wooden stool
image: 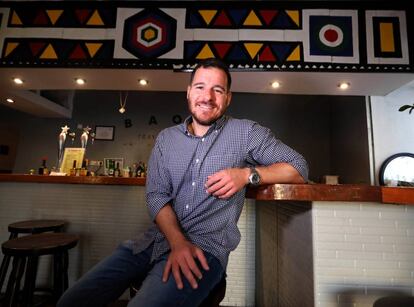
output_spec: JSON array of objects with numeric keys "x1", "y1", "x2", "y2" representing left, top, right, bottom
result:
[
  {"x1": 373, "y1": 296, "x2": 414, "y2": 307},
  {"x1": 1, "y1": 232, "x2": 79, "y2": 307},
  {"x1": 0, "y1": 219, "x2": 66, "y2": 294},
  {"x1": 129, "y1": 274, "x2": 226, "y2": 307}
]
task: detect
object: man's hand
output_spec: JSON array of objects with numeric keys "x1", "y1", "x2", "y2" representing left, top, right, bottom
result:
[
  {"x1": 162, "y1": 240, "x2": 209, "y2": 289},
  {"x1": 205, "y1": 168, "x2": 250, "y2": 199}
]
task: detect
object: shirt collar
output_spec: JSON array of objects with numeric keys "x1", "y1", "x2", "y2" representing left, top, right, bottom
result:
[{"x1": 183, "y1": 115, "x2": 228, "y2": 136}]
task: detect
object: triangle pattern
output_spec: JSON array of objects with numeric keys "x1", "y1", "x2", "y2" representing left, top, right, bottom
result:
[
  {"x1": 69, "y1": 44, "x2": 87, "y2": 59},
  {"x1": 286, "y1": 45, "x2": 301, "y2": 61},
  {"x1": 29, "y1": 42, "x2": 46, "y2": 56},
  {"x1": 228, "y1": 44, "x2": 248, "y2": 61},
  {"x1": 259, "y1": 10, "x2": 278, "y2": 26},
  {"x1": 227, "y1": 9, "x2": 249, "y2": 26},
  {"x1": 46, "y1": 10, "x2": 63, "y2": 25},
  {"x1": 33, "y1": 10, "x2": 49, "y2": 25},
  {"x1": 286, "y1": 10, "x2": 300, "y2": 27},
  {"x1": 85, "y1": 43, "x2": 102, "y2": 58},
  {"x1": 259, "y1": 45, "x2": 277, "y2": 62},
  {"x1": 5, "y1": 42, "x2": 19, "y2": 57},
  {"x1": 87, "y1": 10, "x2": 104, "y2": 26},
  {"x1": 270, "y1": 43, "x2": 292, "y2": 62},
  {"x1": 196, "y1": 44, "x2": 215, "y2": 59},
  {"x1": 212, "y1": 43, "x2": 232, "y2": 59},
  {"x1": 11, "y1": 11, "x2": 23, "y2": 25},
  {"x1": 39, "y1": 44, "x2": 58, "y2": 59},
  {"x1": 243, "y1": 10, "x2": 262, "y2": 26},
  {"x1": 188, "y1": 11, "x2": 204, "y2": 27},
  {"x1": 185, "y1": 42, "x2": 203, "y2": 58},
  {"x1": 75, "y1": 9, "x2": 92, "y2": 25},
  {"x1": 199, "y1": 10, "x2": 217, "y2": 26},
  {"x1": 272, "y1": 10, "x2": 296, "y2": 28},
  {"x1": 244, "y1": 43, "x2": 263, "y2": 59},
  {"x1": 213, "y1": 10, "x2": 232, "y2": 26}
]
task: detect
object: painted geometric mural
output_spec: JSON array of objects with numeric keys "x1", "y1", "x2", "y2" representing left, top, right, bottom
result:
[{"x1": 0, "y1": 2, "x2": 412, "y2": 72}]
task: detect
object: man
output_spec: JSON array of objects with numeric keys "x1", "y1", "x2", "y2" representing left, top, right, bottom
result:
[{"x1": 58, "y1": 58, "x2": 308, "y2": 307}]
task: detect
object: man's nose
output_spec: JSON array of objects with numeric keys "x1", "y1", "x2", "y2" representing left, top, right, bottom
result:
[{"x1": 203, "y1": 88, "x2": 214, "y2": 100}]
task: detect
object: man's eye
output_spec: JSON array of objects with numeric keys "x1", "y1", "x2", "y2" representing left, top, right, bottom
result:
[
  {"x1": 214, "y1": 89, "x2": 224, "y2": 94},
  {"x1": 195, "y1": 86, "x2": 204, "y2": 90}
]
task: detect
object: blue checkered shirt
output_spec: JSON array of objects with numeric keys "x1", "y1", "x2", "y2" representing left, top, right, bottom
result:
[{"x1": 125, "y1": 115, "x2": 308, "y2": 269}]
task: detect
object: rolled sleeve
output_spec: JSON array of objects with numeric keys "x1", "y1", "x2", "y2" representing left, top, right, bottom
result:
[{"x1": 247, "y1": 122, "x2": 309, "y2": 182}]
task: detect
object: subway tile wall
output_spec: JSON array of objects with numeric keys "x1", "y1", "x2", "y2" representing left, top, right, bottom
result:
[
  {"x1": 313, "y1": 201, "x2": 414, "y2": 307},
  {"x1": 0, "y1": 183, "x2": 255, "y2": 306}
]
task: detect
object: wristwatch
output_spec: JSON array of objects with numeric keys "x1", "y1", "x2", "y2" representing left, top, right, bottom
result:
[{"x1": 248, "y1": 167, "x2": 261, "y2": 186}]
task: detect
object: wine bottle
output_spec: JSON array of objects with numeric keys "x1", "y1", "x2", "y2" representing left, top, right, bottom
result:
[
  {"x1": 69, "y1": 160, "x2": 77, "y2": 176},
  {"x1": 114, "y1": 162, "x2": 121, "y2": 177}
]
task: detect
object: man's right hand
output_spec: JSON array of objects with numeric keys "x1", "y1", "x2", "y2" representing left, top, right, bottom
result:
[{"x1": 162, "y1": 239, "x2": 209, "y2": 289}]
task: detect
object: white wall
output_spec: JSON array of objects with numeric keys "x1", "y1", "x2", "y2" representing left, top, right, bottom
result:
[{"x1": 370, "y1": 83, "x2": 414, "y2": 184}]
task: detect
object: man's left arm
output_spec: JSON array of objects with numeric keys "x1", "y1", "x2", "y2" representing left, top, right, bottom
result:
[{"x1": 205, "y1": 162, "x2": 305, "y2": 199}]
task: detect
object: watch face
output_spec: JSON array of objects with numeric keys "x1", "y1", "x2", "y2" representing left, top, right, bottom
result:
[{"x1": 249, "y1": 170, "x2": 260, "y2": 185}]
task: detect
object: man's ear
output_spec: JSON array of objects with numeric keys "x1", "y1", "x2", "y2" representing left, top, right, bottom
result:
[
  {"x1": 226, "y1": 91, "x2": 232, "y2": 106},
  {"x1": 186, "y1": 85, "x2": 191, "y2": 100}
]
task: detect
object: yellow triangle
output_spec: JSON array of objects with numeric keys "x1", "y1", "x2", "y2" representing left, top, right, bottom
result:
[
  {"x1": 85, "y1": 43, "x2": 102, "y2": 58},
  {"x1": 243, "y1": 10, "x2": 262, "y2": 26},
  {"x1": 287, "y1": 45, "x2": 301, "y2": 61},
  {"x1": 286, "y1": 10, "x2": 300, "y2": 27},
  {"x1": 5, "y1": 42, "x2": 19, "y2": 57},
  {"x1": 11, "y1": 11, "x2": 23, "y2": 25},
  {"x1": 199, "y1": 10, "x2": 217, "y2": 25},
  {"x1": 46, "y1": 10, "x2": 63, "y2": 25},
  {"x1": 244, "y1": 43, "x2": 263, "y2": 59},
  {"x1": 196, "y1": 45, "x2": 215, "y2": 59},
  {"x1": 87, "y1": 10, "x2": 104, "y2": 26},
  {"x1": 39, "y1": 44, "x2": 58, "y2": 59}
]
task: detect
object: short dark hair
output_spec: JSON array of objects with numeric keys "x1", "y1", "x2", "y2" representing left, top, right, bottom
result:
[{"x1": 189, "y1": 58, "x2": 232, "y2": 91}]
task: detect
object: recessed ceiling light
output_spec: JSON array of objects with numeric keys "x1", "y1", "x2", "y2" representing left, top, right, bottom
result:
[
  {"x1": 75, "y1": 78, "x2": 86, "y2": 85},
  {"x1": 338, "y1": 82, "x2": 350, "y2": 90},
  {"x1": 13, "y1": 77, "x2": 24, "y2": 85},
  {"x1": 271, "y1": 81, "x2": 280, "y2": 89},
  {"x1": 139, "y1": 79, "x2": 148, "y2": 86},
  {"x1": 6, "y1": 98, "x2": 14, "y2": 103}
]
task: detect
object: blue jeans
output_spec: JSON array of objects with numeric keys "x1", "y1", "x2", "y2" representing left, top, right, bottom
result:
[{"x1": 57, "y1": 243, "x2": 224, "y2": 307}]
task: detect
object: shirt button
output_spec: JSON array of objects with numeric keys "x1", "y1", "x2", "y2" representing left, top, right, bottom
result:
[
  {"x1": 185, "y1": 205, "x2": 189, "y2": 209},
  {"x1": 195, "y1": 159, "x2": 199, "y2": 163},
  {"x1": 202, "y1": 138, "x2": 205, "y2": 142},
  {"x1": 192, "y1": 182, "x2": 195, "y2": 186}
]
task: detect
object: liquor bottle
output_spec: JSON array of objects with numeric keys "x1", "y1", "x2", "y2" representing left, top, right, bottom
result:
[
  {"x1": 108, "y1": 160, "x2": 115, "y2": 176},
  {"x1": 38, "y1": 158, "x2": 49, "y2": 175},
  {"x1": 69, "y1": 160, "x2": 77, "y2": 176},
  {"x1": 114, "y1": 162, "x2": 121, "y2": 177},
  {"x1": 80, "y1": 159, "x2": 88, "y2": 176}
]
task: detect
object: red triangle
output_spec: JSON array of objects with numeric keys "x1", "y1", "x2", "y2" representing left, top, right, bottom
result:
[
  {"x1": 213, "y1": 11, "x2": 232, "y2": 26},
  {"x1": 259, "y1": 10, "x2": 278, "y2": 26},
  {"x1": 33, "y1": 10, "x2": 50, "y2": 25},
  {"x1": 259, "y1": 46, "x2": 277, "y2": 62},
  {"x1": 69, "y1": 44, "x2": 88, "y2": 59},
  {"x1": 75, "y1": 9, "x2": 91, "y2": 25},
  {"x1": 29, "y1": 42, "x2": 46, "y2": 56},
  {"x1": 213, "y1": 43, "x2": 232, "y2": 59}
]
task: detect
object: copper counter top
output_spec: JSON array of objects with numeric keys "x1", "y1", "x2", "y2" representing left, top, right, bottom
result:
[{"x1": 1, "y1": 174, "x2": 413, "y2": 205}]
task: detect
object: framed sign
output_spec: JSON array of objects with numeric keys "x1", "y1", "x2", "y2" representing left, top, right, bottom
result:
[
  {"x1": 60, "y1": 147, "x2": 85, "y2": 174},
  {"x1": 95, "y1": 125, "x2": 115, "y2": 141}
]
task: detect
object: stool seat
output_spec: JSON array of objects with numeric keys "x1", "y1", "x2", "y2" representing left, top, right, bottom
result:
[
  {"x1": 8, "y1": 219, "x2": 66, "y2": 236},
  {"x1": 1, "y1": 233, "x2": 79, "y2": 307},
  {"x1": 2, "y1": 233, "x2": 79, "y2": 256}
]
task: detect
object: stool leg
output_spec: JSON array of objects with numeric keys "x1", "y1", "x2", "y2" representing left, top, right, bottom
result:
[
  {"x1": 22, "y1": 256, "x2": 38, "y2": 307},
  {"x1": 4, "y1": 256, "x2": 26, "y2": 307},
  {"x1": 53, "y1": 252, "x2": 63, "y2": 301},
  {"x1": 0, "y1": 233, "x2": 17, "y2": 293}
]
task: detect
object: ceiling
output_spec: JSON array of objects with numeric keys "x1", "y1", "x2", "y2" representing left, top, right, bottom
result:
[{"x1": 1, "y1": 67, "x2": 414, "y2": 118}]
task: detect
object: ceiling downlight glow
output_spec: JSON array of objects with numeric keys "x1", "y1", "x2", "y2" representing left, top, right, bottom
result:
[
  {"x1": 139, "y1": 79, "x2": 148, "y2": 86},
  {"x1": 6, "y1": 98, "x2": 14, "y2": 103},
  {"x1": 13, "y1": 78, "x2": 24, "y2": 85},
  {"x1": 271, "y1": 81, "x2": 280, "y2": 89},
  {"x1": 338, "y1": 82, "x2": 350, "y2": 90},
  {"x1": 75, "y1": 78, "x2": 86, "y2": 85}
]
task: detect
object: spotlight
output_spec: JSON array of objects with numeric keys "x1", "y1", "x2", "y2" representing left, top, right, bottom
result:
[
  {"x1": 6, "y1": 98, "x2": 15, "y2": 103},
  {"x1": 13, "y1": 78, "x2": 24, "y2": 85},
  {"x1": 271, "y1": 81, "x2": 280, "y2": 89},
  {"x1": 139, "y1": 79, "x2": 148, "y2": 86},
  {"x1": 338, "y1": 82, "x2": 350, "y2": 90},
  {"x1": 75, "y1": 78, "x2": 86, "y2": 85}
]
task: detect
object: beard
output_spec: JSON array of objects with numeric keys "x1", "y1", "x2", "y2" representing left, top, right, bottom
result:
[{"x1": 188, "y1": 100, "x2": 223, "y2": 126}]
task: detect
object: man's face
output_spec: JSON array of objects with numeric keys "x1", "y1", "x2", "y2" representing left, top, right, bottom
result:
[{"x1": 187, "y1": 67, "x2": 232, "y2": 127}]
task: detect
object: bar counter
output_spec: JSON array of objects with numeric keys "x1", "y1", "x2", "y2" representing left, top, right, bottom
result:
[
  {"x1": 1, "y1": 174, "x2": 413, "y2": 204},
  {"x1": 1, "y1": 174, "x2": 414, "y2": 307}
]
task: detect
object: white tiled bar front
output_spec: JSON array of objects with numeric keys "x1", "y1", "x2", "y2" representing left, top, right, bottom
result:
[{"x1": 313, "y1": 202, "x2": 414, "y2": 307}]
